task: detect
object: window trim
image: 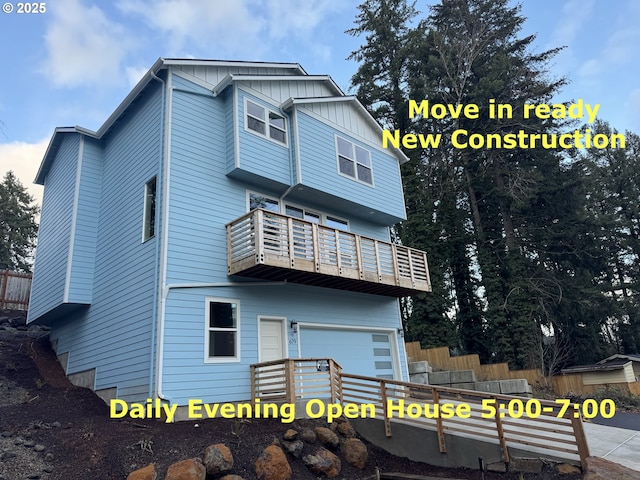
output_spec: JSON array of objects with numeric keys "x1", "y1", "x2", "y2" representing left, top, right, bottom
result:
[
  {"x1": 244, "y1": 98, "x2": 288, "y2": 146},
  {"x1": 247, "y1": 191, "x2": 280, "y2": 213},
  {"x1": 204, "y1": 297, "x2": 241, "y2": 363},
  {"x1": 142, "y1": 176, "x2": 157, "y2": 242},
  {"x1": 335, "y1": 135, "x2": 374, "y2": 186}
]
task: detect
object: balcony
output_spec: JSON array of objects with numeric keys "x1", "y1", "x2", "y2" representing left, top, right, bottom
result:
[{"x1": 226, "y1": 209, "x2": 431, "y2": 297}]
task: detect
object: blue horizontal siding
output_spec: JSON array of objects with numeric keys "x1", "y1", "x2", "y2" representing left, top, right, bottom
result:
[
  {"x1": 49, "y1": 82, "x2": 164, "y2": 403},
  {"x1": 235, "y1": 90, "x2": 291, "y2": 186},
  {"x1": 297, "y1": 111, "x2": 406, "y2": 221},
  {"x1": 28, "y1": 134, "x2": 80, "y2": 322},
  {"x1": 67, "y1": 137, "x2": 102, "y2": 303},
  {"x1": 167, "y1": 87, "x2": 247, "y2": 285},
  {"x1": 161, "y1": 284, "x2": 406, "y2": 404}
]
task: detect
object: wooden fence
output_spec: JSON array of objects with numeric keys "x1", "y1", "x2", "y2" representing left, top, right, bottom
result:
[
  {"x1": 406, "y1": 342, "x2": 546, "y2": 385},
  {"x1": 0, "y1": 270, "x2": 32, "y2": 310},
  {"x1": 250, "y1": 357, "x2": 589, "y2": 469},
  {"x1": 406, "y1": 341, "x2": 640, "y2": 397}
]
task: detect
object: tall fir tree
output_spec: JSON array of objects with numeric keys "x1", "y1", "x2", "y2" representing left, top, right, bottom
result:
[{"x1": 0, "y1": 171, "x2": 39, "y2": 272}]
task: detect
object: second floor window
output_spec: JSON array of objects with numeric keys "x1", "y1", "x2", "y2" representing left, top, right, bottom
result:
[
  {"x1": 336, "y1": 136, "x2": 373, "y2": 186},
  {"x1": 246, "y1": 100, "x2": 287, "y2": 145}
]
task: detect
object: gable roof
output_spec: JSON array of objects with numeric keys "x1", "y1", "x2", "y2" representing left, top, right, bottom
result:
[
  {"x1": 597, "y1": 354, "x2": 640, "y2": 365},
  {"x1": 36, "y1": 58, "x2": 408, "y2": 184}
]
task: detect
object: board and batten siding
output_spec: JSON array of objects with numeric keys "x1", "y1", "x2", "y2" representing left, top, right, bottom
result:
[
  {"x1": 296, "y1": 110, "x2": 406, "y2": 223},
  {"x1": 161, "y1": 283, "x2": 407, "y2": 405},
  {"x1": 49, "y1": 83, "x2": 164, "y2": 402},
  {"x1": 28, "y1": 134, "x2": 81, "y2": 322}
]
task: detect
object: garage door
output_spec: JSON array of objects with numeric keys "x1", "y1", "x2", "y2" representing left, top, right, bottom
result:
[{"x1": 299, "y1": 327, "x2": 396, "y2": 379}]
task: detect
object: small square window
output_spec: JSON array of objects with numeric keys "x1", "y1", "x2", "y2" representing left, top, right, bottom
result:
[
  {"x1": 245, "y1": 100, "x2": 287, "y2": 145},
  {"x1": 335, "y1": 136, "x2": 373, "y2": 185}
]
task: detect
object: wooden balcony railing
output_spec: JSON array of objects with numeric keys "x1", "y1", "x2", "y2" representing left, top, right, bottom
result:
[
  {"x1": 249, "y1": 358, "x2": 589, "y2": 470},
  {"x1": 251, "y1": 357, "x2": 342, "y2": 404},
  {"x1": 226, "y1": 209, "x2": 431, "y2": 296}
]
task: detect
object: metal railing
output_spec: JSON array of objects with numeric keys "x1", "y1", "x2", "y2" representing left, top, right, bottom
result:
[{"x1": 227, "y1": 209, "x2": 431, "y2": 295}]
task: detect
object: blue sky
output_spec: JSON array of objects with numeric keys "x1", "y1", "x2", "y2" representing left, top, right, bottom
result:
[{"x1": 1, "y1": 0, "x2": 638, "y2": 206}]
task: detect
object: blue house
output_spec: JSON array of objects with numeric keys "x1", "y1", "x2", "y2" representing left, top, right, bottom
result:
[{"x1": 27, "y1": 58, "x2": 430, "y2": 408}]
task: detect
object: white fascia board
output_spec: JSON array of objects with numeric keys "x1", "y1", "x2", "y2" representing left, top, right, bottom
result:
[
  {"x1": 161, "y1": 58, "x2": 306, "y2": 75},
  {"x1": 212, "y1": 74, "x2": 343, "y2": 97},
  {"x1": 35, "y1": 126, "x2": 98, "y2": 185},
  {"x1": 282, "y1": 96, "x2": 410, "y2": 165}
]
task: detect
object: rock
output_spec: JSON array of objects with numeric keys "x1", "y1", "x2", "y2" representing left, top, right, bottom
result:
[
  {"x1": 314, "y1": 427, "x2": 339, "y2": 449},
  {"x1": 300, "y1": 428, "x2": 316, "y2": 443},
  {"x1": 282, "y1": 439, "x2": 304, "y2": 458},
  {"x1": 0, "y1": 431, "x2": 11, "y2": 437},
  {"x1": 335, "y1": 421, "x2": 357, "y2": 438},
  {"x1": 254, "y1": 445, "x2": 292, "y2": 480},
  {"x1": 23, "y1": 439, "x2": 36, "y2": 447},
  {"x1": 43, "y1": 466, "x2": 54, "y2": 473},
  {"x1": 14, "y1": 437, "x2": 24, "y2": 445},
  {"x1": 557, "y1": 463, "x2": 581, "y2": 475},
  {"x1": 511, "y1": 457, "x2": 543, "y2": 474},
  {"x1": 26, "y1": 474, "x2": 40, "y2": 479},
  {"x1": 341, "y1": 438, "x2": 368, "y2": 469},
  {"x1": 51, "y1": 421, "x2": 61, "y2": 428},
  {"x1": 283, "y1": 429, "x2": 298, "y2": 441},
  {"x1": 34, "y1": 444, "x2": 45, "y2": 452},
  {"x1": 127, "y1": 464, "x2": 157, "y2": 480},
  {"x1": 220, "y1": 476, "x2": 245, "y2": 480},
  {"x1": 165, "y1": 458, "x2": 205, "y2": 480},
  {"x1": 302, "y1": 447, "x2": 341, "y2": 478},
  {"x1": 45, "y1": 453, "x2": 54, "y2": 461},
  {"x1": 203, "y1": 443, "x2": 233, "y2": 476},
  {"x1": 487, "y1": 461, "x2": 507, "y2": 472}
]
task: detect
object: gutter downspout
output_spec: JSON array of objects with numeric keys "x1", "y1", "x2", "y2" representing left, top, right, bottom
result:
[{"x1": 151, "y1": 69, "x2": 172, "y2": 403}]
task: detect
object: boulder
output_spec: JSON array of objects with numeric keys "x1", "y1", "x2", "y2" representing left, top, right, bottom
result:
[
  {"x1": 335, "y1": 421, "x2": 356, "y2": 438},
  {"x1": 165, "y1": 458, "x2": 205, "y2": 480},
  {"x1": 219, "y1": 476, "x2": 245, "y2": 480},
  {"x1": 254, "y1": 445, "x2": 292, "y2": 480},
  {"x1": 300, "y1": 428, "x2": 316, "y2": 443},
  {"x1": 283, "y1": 429, "x2": 298, "y2": 441},
  {"x1": 203, "y1": 443, "x2": 233, "y2": 476},
  {"x1": 302, "y1": 447, "x2": 341, "y2": 478},
  {"x1": 341, "y1": 438, "x2": 368, "y2": 469},
  {"x1": 314, "y1": 427, "x2": 339, "y2": 449},
  {"x1": 126, "y1": 464, "x2": 157, "y2": 480},
  {"x1": 281, "y1": 439, "x2": 304, "y2": 458}
]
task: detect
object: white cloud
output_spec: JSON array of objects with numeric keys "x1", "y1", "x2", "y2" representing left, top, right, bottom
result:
[
  {"x1": 0, "y1": 139, "x2": 48, "y2": 208},
  {"x1": 42, "y1": 0, "x2": 134, "y2": 87},
  {"x1": 117, "y1": 0, "x2": 266, "y2": 57}
]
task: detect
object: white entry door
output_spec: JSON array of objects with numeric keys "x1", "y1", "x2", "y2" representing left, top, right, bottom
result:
[{"x1": 259, "y1": 318, "x2": 287, "y2": 362}]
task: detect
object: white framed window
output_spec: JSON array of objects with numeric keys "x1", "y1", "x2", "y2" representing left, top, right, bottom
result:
[
  {"x1": 142, "y1": 176, "x2": 156, "y2": 242},
  {"x1": 245, "y1": 99, "x2": 287, "y2": 145},
  {"x1": 205, "y1": 298, "x2": 240, "y2": 362},
  {"x1": 336, "y1": 136, "x2": 373, "y2": 186},
  {"x1": 247, "y1": 191, "x2": 350, "y2": 231}
]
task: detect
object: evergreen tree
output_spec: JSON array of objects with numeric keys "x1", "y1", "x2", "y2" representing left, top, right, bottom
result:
[{"x1": 0, "y1": 171, "x2": 39, "y2": 272}]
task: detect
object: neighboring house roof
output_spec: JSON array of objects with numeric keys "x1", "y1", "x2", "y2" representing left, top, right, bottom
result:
[
  {"x1": 561, "y1": 362, "x2": 631, "y2": 375},
  {"x1": 36, "y1": 57, "x2": 408, "y2": 185},
  {"x1": 597, "y1": 354, "x2": 640, "y2": 365}
]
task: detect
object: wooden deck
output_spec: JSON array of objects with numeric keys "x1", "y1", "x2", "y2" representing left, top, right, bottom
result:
[{"x1": 226, "y1": 209, "x2": 431, "y2": 297}]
